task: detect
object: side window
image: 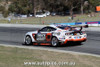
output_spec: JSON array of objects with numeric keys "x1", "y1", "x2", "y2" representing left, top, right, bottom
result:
[
  {"x1": 46, "y1": 27, "x2": 51, "y2": 32},
  {"x1": 40, "y1": 27, "x2": 47, "y2": 32},
  {"x1": 50, "y1": 27, "x2": 56, "y2": 31},
  {"x1": 40, "y1": 27, "x2": 56, "y2": 32},
  {"x1": 47, "y1": 27, "x2": 56, "y2": 32}
]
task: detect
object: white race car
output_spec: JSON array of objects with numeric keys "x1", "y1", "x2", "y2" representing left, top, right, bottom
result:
[{"x1": 24, "y1": 25, "x2": 87, "y2": 46}]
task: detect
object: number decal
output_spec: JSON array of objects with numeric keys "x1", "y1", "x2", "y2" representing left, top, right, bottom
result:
[{"x1": 36, "y1": 33, "x2": 46, "y2": 41}]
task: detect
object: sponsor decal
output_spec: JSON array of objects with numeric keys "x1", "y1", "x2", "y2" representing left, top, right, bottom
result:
[
  {"x1": 87, "y1": 22, "x2": 98, "y2": 24},
  {"x1": 59, "y1": 38, "x2": 65, "y2": 40},
  {"x1": 36, "y1": 33, "x2": 46, "y2": 41},
  {"x1": 46, "y1": 33, "x2": 52, "y2": 41}
]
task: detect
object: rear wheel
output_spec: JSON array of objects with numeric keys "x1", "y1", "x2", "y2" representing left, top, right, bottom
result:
[
  {"x1": 51, "y1": 37, "x2": 59, "y2": 47},
  {"x1": 25, "y1": 35, "x2": 32, "y2": 45}
]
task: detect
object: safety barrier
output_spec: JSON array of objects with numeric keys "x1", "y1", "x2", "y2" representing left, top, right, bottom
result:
[
  {"x1": 55, "y1": 22, "x2": 75, "y2": 25},
  {"x1": 54, "y1": 21, "x2": 100, "y2": 26}
]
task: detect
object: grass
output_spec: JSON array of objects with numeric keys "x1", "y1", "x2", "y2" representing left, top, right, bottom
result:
[
  {"x1": 0, "y1": 13, "x2": 100, "y2": 25},
  {"x1": 0, "y1": 46, "x2": 100, "y2": 67}
]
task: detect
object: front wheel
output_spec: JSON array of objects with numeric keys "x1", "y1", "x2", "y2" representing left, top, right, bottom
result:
[
  {"x1": 25, "y1": 35, "x2": 32, "y2": 45},
  {"x1": 51, "y1": 37, "x2": 59, "y2": 47}
]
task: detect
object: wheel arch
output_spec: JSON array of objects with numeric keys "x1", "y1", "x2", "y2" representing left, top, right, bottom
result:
[
  {"x1": 24, "y1": 33, "x2": 35, "y2": 42},
  {"x1": 51, "y1": 36, "x2": 60, "y2": 47},
  {"x1": 51, "y1": 36, "x2": 58, "y2": 39},
  {"x1": 51, "y1": 35, "x2": 59, "y2": 41}
]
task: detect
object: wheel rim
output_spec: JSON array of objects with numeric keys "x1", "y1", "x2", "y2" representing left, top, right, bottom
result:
[
  {"x1": 25, "y1": 36, "x2": 31, "y2": 45},
  {"x1": 52, "y1": 37, "x2": 58, "y2": 46}
]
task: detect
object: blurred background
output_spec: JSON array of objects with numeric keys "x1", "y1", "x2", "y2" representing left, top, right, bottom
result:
[{"x1": 0, "y1": 0, "x2": 100, "y2": 24}]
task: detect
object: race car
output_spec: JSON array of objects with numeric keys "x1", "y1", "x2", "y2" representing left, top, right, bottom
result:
[{"x1": 24, "y1": 25, "x2": 87, "y2": 46}]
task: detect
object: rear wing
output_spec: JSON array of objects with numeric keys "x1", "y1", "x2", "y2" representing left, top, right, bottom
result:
[
  {"x1": 50, "y1": 24, "x2": 88, "y2": 31},
  {"x1": 80, "y1": 25, "x2": 88, "y2": 28},
  {"x1": 73, "y1": 25, "x2": 88, "y2": 28},
  {"x1": 71, "y1": 25, "x2": 88, "y2": 31}
]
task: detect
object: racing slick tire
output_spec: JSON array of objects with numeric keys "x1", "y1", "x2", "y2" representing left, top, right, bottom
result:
[
  {"x1": 25, "y1": 35, "x2": 32, "y2": 45},
  {"x1": 51, "y1": 37, "x2": 59, "y2": 47}
]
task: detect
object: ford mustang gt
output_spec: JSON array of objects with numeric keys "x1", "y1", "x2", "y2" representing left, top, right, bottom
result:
[{"x1": 24, "y1": 25, "x2": 88, "y2": 46}]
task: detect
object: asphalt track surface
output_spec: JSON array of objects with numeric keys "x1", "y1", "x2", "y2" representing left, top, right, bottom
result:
[{"x1": 0, "y1": 27, "x2": 100, "y2": 55}]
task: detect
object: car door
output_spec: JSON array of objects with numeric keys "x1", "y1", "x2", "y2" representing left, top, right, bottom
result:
[
  {"x1": 36, "y1": 27, "x2": 50, "y2": 42},
  {"x1": 36, "y1": 27, "x2": 56, "y2": 42}
]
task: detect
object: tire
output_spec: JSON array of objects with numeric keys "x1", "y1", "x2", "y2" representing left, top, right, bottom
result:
[
  {"x1": 25, "y1": 35, "x2": 32, "y2": 45},
  {"x1": 51, "y1": 37, "x2": 59, "y2": 47}
]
